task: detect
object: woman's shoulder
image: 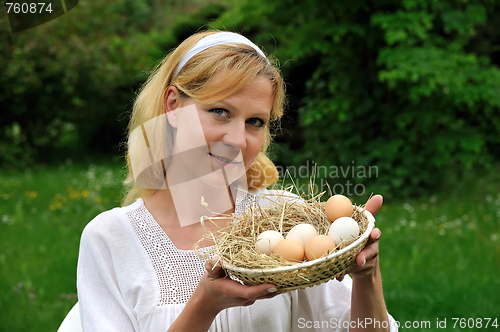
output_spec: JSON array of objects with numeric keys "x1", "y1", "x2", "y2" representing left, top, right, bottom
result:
[{"x1": 81, "y1": 198, "x2": 144, "y2": 241}]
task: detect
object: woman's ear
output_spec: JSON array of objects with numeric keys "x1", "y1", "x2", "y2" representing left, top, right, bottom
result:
[{"x1": 165, "y1": 86, "x2": 180, "y2": 128}]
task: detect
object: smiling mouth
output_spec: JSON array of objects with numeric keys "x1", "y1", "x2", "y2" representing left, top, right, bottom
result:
[{"x1": 209, "y1": 153, "x2": 241, "y2": 165}]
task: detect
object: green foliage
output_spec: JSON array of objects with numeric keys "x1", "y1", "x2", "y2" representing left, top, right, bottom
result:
[
  {"x1": 3, "y1": 0, "x2": 500, "y2": 197},
  {"x1": 216, "y1": 0, "x2": 500, "y2": 197},
  {"x1": 0, "y1": 0, "x2": 228, "y2": 169},
  {"x1": 0, "y1": 1, "x2": 156, "y2": 168}
]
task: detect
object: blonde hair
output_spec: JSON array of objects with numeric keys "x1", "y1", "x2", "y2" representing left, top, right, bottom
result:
[{"x1": 122, "y1": 30, "x2": 286, "y2": 206}]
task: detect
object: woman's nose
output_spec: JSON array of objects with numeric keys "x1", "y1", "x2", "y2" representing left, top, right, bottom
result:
[{"x1": 222, "y1": 121, "x2": 247, "y2": 151}]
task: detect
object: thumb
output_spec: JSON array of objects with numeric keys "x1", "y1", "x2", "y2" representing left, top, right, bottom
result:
[
  {"x1": 205, "y1": 257, "x2": 227, "y2": 279},
  {"x1": 365, "y1": 194, "x2": 383, "y2": 216}
]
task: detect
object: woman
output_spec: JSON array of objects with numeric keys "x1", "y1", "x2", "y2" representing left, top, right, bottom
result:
[{"x1": 77, "y1": 30, "x2": 397, "y2": 331}]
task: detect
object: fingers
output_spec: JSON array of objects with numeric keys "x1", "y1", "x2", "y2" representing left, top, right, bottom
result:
[
  {"x1": 240, "y1": 286, "x2": 279, "y2": 304},
  {"x1": 365, "y1": 194, "x2": 383, "y2": 216},
  {"x1": 366, "y1": 228, "x2": 382, "y2": 245},
  {"x1": 216, "y1": 281, "x2": 278, "y2": 308},
  {"x1": 356, "y1": 228, "x2": 381, "y2": 265},
  {"x1": 243, "y1": 299, "x2": 256, "y2": 306},
  {"x1": 356, "y1": 237, "x2": 379, "y2": 266},
  {"x1": 236, "y1": 281, "x2": 278, "y2": 299},
  {"x1": 203, "y1": 258, "x2": 278, "y2": 302},
  {"x1": 205, "y1": 258, "x2": 227, "y2": 280}
]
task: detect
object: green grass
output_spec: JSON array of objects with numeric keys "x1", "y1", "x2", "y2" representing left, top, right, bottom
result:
[
  {"x1": 1, "y1": 162, "x2": 499, "y2": 331},
  {"x1": 0, "y1": 161, "x2": 126, "y2": 332},
  {"x1": 378, "y1": 194, "x2": 500, "y2": 331}
]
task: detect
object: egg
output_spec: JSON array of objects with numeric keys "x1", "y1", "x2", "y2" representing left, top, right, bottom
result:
[
  {"x1": 255, "y1": 230, "x2": 284, "y2": 255},
  {"x1": 305, "y1": 235, "x2": 336, "y2": 261},
  {"x1": 273, "y1": 239, "x2": 305, "y2": 262},
  {"x1": 328, "y1": 217, "x2": 360, "y2": 247},
  {"x1": 325, "y1": 195, "x2": 353, "y2": 222},
  {"x1": 286, "y1": 224, "x2": 318, "y2": 248}
]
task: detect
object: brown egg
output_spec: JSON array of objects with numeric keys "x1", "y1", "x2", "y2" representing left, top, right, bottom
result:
[
  {"x1": 305, "y1": 235, "x2": 336, "y2": 261},
  {"x1": 273, "y1": 239, "x2": 305, "y2": 262},
  {"x1": 325, "y1": 195, "x2": 353, "y2": 222}
]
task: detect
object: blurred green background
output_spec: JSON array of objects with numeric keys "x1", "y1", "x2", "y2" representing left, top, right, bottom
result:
[{"x1": 1, "y1": 0, "x2": 499, "y2": 331}]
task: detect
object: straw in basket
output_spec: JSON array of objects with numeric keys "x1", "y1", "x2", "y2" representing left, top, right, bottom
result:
[{"x1": 195, "y1": 190, "x2": 375, "y2": 293}]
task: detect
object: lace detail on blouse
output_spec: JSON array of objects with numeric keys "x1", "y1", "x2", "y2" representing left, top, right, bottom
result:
[
  {"x1": 127, "y1": 205, "x2": 211, "y2": 305},
  {"x1": 235, "y1": 188, "x2": 257, "y2": 215},
  {"x1": 126, "y1": 188, "x2": 258, "y2": 306}
]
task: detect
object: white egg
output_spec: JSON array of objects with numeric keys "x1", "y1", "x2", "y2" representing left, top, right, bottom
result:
[
  {"x1": 328, "y1": 217, "x2": 359, "y2": 247},
  {"x1": 286, "y1": 224, "x2": 318, "y2": 248},
  {"x1": 255, "y1": 230, "x2": 284, "y2": 255}
]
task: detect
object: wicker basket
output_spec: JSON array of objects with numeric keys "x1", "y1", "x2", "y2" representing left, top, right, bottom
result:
[{"x1": 220, "y1": 208, "x2": 375, "y2": 293}]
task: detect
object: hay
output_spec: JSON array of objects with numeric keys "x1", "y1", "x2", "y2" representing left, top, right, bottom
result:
[{"x1": 194, "y1": 188, "x2": 374, "y2": 292}]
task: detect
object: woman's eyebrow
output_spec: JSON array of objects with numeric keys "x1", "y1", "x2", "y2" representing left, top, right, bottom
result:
[{"x1": 216, "y1": 100, "x2": 237, "y2": 110}]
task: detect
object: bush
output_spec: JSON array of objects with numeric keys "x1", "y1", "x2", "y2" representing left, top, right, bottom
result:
[
  {"x1": 216, "y1": 0, "x2": 500, "y2": 197},
  {"x1": 0, "y1": 0, "x2": 228, "y2": 169}
]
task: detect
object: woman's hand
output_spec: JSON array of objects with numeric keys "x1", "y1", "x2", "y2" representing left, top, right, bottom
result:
[
  {"x1": 336, "y1": 195, "x2": 383, "y2": 281},
  {"x1": 195, "y1": 258, "x2": 279, "y2": 314},
  {"x1": 169, "y1": 258, "x2": 279, "y2": 332}
]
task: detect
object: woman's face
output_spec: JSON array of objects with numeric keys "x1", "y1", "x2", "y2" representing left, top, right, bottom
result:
[{"x1": 166, "y1": 76, "x2": 274, "y2": 187}]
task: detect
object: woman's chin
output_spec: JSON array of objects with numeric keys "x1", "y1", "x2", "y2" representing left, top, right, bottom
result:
[
  {"x1": 198, "y1": 171, "x2": 229, "y2": 188},
  {"x1": 195, "y1": 166, "x2": 247, "y2": 189}
]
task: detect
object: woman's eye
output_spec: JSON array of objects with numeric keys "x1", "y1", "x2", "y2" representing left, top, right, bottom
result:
[
  {"x1": 209, "y1": 108, "x2": 229, "y2": 117},
  {"x1": 247, "y1": 118, "x2": 266, "y2": 128}
]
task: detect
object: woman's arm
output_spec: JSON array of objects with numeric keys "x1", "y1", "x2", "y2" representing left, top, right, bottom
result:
[
  {"x1": 349, "y1": 232, "x2": 390, "y2": 332},
  {"x1": 340, "y1": 195, "x2": 391, "y2": 332},
  {"x1": 77, "y1": 220, "x2": 141, "y2": 332},
  {"x1": 167, "y1": 259, "x2": 278, "y2": 332}
]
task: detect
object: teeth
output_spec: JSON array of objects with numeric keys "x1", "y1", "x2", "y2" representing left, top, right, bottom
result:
[{"x1": 211, "y1": 153, "x2": 236, "y2": 164}]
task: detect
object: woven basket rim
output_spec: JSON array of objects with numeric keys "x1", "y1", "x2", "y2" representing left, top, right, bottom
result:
[{"x1": 222, "y1": 208, "x2": 376, "y2": 275}]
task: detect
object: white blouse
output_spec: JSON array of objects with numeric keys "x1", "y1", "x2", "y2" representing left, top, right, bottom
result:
[{"x1": 77, "y1": 190, "x2": 398, "y2": 331}]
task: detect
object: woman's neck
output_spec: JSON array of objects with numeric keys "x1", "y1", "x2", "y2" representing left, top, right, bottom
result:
[{"x1": 142, "y1": 178, "x2": 236, "y2": 250}]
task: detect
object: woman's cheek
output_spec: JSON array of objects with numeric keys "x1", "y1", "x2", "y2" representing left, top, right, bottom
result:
[
  {"x1": 200, "y1": 123, "x2": 222, "y2": 143},
  {"x1": 247, "y1": 135, "x2": 264, "y2": 159}
]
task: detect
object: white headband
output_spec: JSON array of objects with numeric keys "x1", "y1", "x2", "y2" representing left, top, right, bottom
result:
[{"x1": 173, "y1": 32, "x2": 269, "y2": 78}]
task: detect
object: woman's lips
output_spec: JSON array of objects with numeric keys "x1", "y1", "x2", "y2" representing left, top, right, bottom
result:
[{"x1": 209, "y1": 153, "x2": 242, "y2": 169}]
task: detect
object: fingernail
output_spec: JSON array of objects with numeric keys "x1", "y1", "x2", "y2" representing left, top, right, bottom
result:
[
  {"x1": 376, "y1": 231, "x2": 381, "y2": 240},
  {"x1": 362, "y1": 259, "x2": 366, "y2": 266},
  {"x1": 209, "y1": 256, "x2": 221, "y2": 270},
  {"x1": 267, "y1": 287, "x2": 277, "y2": 293}
]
